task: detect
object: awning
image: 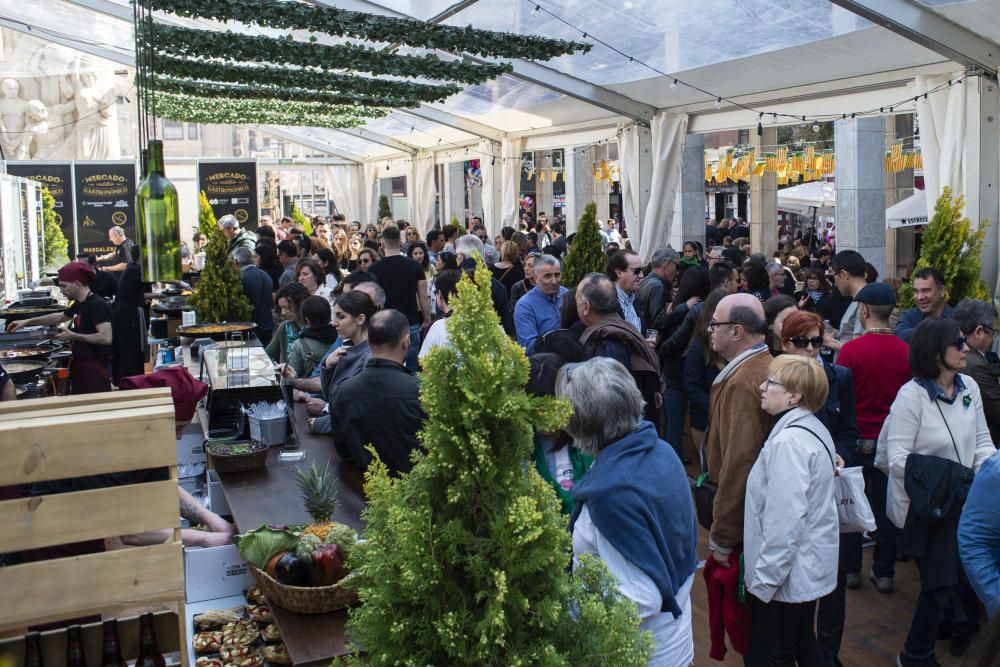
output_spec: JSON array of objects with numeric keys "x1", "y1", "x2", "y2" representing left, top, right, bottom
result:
[
  {"x1": 777, "y1": 181, "x2": 836, "y2": 216},
  {"x1": 886, "y1": 191, "x2": 928, "y2": 228}
]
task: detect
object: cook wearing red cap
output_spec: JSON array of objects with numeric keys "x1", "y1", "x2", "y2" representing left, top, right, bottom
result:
[{"x1": 8, "y1": 260, "x2": 113, "y2": 393}]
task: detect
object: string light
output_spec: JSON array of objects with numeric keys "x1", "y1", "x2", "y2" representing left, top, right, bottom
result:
[
  {"x1": 670, "y1": 79, "x2": 677, "y2": 90},
  {"x1": 531, "y1": 4, "x2": 540, "y2": 15},
  {"x1": 714, "y1": 97, "x2": 722, "y2": 109}
]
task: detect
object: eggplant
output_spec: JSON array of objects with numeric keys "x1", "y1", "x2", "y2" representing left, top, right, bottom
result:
[{"x1": 272, "y1": 552, "x2": 310, "y2": 586}]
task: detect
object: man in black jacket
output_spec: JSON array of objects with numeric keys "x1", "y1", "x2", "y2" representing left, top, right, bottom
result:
[
  {"x1": 331, "y1": 309, "x2": 425, "y2": 476},
  {"x1": 455, "y1": 234, "x2": 512, "y2": 335},
  {"x1": 234, "y1": 246, "x2": 274, "y2": 345}
]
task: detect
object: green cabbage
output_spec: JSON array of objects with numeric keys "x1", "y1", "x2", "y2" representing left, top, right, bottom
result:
[{"x1": 237, "y1": 526, "x2": 299, "y2": 569}]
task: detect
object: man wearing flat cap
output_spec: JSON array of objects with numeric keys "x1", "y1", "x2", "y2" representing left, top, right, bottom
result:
[
  {"x1": 834, "y1": 281, "x2": 910, "y2": 594},
  {"x1": 8, "y1": 261, "x2": 113, "y2": 393}
]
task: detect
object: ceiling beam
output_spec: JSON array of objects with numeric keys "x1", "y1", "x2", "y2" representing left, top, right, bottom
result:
[
  {"x1": 61, "y1": 0, "x2": 133, "y2": 22},
  {"x1": 258, "y1": 127, "x2": 365, "y2": 163},
  {"x1": 395, "y1": 107, "x2": 503, "y2": 143},
  {"x1": 315, "y1": 0, "x2": 656, "y2": 122},
  {"x1": 827, "y1": 0, "x2": 1000, "y2": 74},
  {"x1": 333, "y1": 127, "x2": 418, "y2": 154}
]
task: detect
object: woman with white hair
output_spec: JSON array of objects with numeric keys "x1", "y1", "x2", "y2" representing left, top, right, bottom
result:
[{"x1": 557, "y1": 356, "x2": 699, "y2": 666}]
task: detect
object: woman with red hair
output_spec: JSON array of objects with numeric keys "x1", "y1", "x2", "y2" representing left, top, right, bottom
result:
[{"x1": 781, "y1": 309, "x2": 860, "y2": 666}]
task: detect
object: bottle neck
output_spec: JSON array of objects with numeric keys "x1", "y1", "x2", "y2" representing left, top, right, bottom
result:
[{"x1": 146, "y1": 140, "x2": 165, "y2": 175}]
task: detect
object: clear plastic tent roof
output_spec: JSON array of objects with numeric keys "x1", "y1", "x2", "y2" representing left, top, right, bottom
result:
[{"x1": 4, "y1": 0, "x2": 998, "y2": 161}]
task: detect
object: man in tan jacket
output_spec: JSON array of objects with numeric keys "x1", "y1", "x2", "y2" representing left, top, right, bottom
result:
[{"x1": 706, "y1": 293, "x2": 772, "y2": 567}]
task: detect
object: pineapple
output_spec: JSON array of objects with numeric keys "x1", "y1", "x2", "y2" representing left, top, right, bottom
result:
[{"x1": 296, "y1": 462, "x2": 338, "y2": 540}]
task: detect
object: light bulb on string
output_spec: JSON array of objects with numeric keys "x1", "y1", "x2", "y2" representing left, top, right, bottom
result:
[
  {"x1": 812, "y1": 123, "x2": 820, "y2": 132},
  {"x1": 714, "y1": 97, "x2": 722, "y2": 109},
  {"x1": 670, "y1": 79, "x2": 677, "y2": 90},
  {"x1": 531, "y1": 4, "x2": 540, "y2": 15}
]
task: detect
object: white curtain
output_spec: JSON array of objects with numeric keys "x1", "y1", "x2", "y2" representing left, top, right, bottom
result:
[
  {"x1": 361, "y1": 161, "x2": 380, "y2": 225},
  {"x1": 322, "y1": 165, "x2": 362, "y2": 223},
  {"x1": 618, "y1": 120, "x2": 642, "y2": 247},
  {"x1": 500, "y1": 137, "x2": 522, "y2": 230},
  {"x1": 410, "y1": 152, "x2": 436, "y2": 233},
  {"x1": 640, "y1": 113, "x2": 688, "y2": 263},
  {"x1": 479, "y1": 140, "x2": 500, "y2": 234},
  {"x1": 914, "y1": 72, "x2": 966, "y2": 219}
]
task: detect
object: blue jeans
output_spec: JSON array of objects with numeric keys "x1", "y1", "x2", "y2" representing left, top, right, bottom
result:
[
  {"x1": 406, "y1": 324, "x2": 421, "y2": 372},
  {"x1": 662, "y1": 383, "x2": 688, "y2": 461}
]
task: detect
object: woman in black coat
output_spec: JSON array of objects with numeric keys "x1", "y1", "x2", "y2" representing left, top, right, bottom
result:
[{"x1": 111, "y1": 244, "x2": 147, "y2": 384}]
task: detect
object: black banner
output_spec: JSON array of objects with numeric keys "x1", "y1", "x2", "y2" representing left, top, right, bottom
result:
[
  {"x1": 73, "y1": 161, "x2": 137, "y2": 256},
  {"x1": 6, "y1": 161, "x2": 76, "y2": 256},
  {"x1": 199, "y1": 160, "x2": 259, "y2": 230}
]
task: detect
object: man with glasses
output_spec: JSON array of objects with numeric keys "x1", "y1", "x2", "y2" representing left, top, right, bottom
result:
[
  {"x1": 606, "y1": 249, "x2": 644, "y2": 332},
  {"x1": 954, "y1": 298, "x2": 1000, "y2": 442},
  {"x1": 835, "y1": 282, "x2": 909, "y2": 593},
  {"x1": 704, "y1": 293, "x2": 772, "y2": 571},
  {"x1": 829, "y1": 250, "x2": 870, "y2": 347}
]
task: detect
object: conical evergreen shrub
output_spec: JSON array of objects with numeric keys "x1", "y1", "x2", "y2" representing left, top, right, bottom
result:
[
  {"x1": 347, "y1": 259, "x2": 652, "y2": 666},
  {"x1": 378, "y1": 195, "x2": 393, "y2": 221},
  {"x1": 188, "y1": 191, "x2": 252, "y2": 323},
  {"x1": 291, "y1": 203, "x2": 313, "y2": 236},
  {"x1": 562, "y1": 202, "x2": 605, "y2": 288},
  {"x1": 899, "y1": 187, "x2": 990, "y2": 308},
  {"x1": 41, "y1": 187, "x2": 69, "y2": 269}
]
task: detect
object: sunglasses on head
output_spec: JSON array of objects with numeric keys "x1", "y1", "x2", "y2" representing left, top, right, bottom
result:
[{"x1": 786, "y1": 335, "x2": 824, "y2": 349}]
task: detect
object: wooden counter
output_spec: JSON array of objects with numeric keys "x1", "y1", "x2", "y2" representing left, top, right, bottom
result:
[{"x1": 215, "y1": 397, "x2": 366, "y2": 665}]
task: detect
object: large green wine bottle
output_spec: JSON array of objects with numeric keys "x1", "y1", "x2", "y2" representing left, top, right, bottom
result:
[{"x1": 135, "y1": 140, "x2": 180, "y2": 282}]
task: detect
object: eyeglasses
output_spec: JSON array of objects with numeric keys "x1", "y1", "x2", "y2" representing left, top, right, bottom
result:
[
  {"x1": 786, "y1": 335, "x2": 824, "y2": 349},
  {"x1": 981, "y1": 325, "x2": 996, "y2": 335},
  {"x1": 708, "y1": 320, "x2": 737, "y2": 331},
  {"x1": 950, "y1": 336, "x2": 968, "y2": 350},
  {"x1": 763, "y1": 377, "x2": 784, "y2": 390}
]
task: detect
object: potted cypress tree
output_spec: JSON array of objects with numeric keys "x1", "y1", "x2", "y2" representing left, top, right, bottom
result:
[
  {"x1": 562, "y1": 202, "x2": 605, "y2": 288},
  {"x1": 347, "y1": 260, "x2": 652, "y2": 666},
  {"x1": 40, "y1": 187, "x2": 69, "y2": 270},
  {"x1": 188, "y1": 191, "x2": 252, "y2": 323}
]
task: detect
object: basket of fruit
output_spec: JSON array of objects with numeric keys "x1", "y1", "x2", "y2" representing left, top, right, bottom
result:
[
  {"x1": 206, "y1": 439, "x2": 268, "y2": 474},
  {"x1": 238, "y1": 463, "x2": 359, "y2": 614}
]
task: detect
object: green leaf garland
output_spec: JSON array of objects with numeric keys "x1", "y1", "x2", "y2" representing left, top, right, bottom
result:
[
  {"x1": 149, "y1": 0, "x2": 590, "y2": 61},
  {"x1": 156, "y1": 55, "x2": 461, "y2": 105},
  {"x1": 155, "y1": 75, "x2": 423, "y2": 109},
  {"x1": 149, "y1": 24, "x2": 512, "y2": 84},
  {"x1": 153, "y1": 92, "x2": 386, "y2": 129}
]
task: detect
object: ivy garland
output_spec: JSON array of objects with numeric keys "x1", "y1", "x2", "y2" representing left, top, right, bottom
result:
[
  {"x1": 149, "y1": 0, "x2": 590, "y2": 61},
  {"x1": 156, "y1": 76, "x2": 430, "y2": 109},
  {"x1": 156, "y1": 55, "x2": 461, "y2": 105},
  {"x1": 153, "y1": 91, "x2": 388, "y2": 129},
  {"x1": 149, "y1": 24, "x2": 512, "y2": 84}
]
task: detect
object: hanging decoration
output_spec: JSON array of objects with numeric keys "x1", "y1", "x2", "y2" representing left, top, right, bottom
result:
[
  {"x1": 149, "y1": 0, "x2": 589, "y2": 61},
  {"x1": 885, "y1": 141, "x2": 923, "y2": 174},
  {"x1": 705, "y1": 144, "x2": 837, "y2": 186},
  {"x1": 141, "y1": 1, "x2": 590, "y2": 129}
]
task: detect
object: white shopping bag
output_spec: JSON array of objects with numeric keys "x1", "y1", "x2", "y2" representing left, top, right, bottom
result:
[{"x1": 836, "y1": 466, "x2": 877, "y2": 533}]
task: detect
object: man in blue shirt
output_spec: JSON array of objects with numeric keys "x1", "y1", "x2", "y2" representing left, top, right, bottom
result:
[
  {"x1": 959, "y1": 449, "x2": 1000, "y2": 618},
  {"x1": 514, "y1": 254, "x2": 566, "y2": 354},
  {"x1": 895, "y1": 267, "x2": 953, "y2": 342}
]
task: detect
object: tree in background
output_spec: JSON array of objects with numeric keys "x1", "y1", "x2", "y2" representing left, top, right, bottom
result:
[
  {"x1": 562, "y1": 202, "x2": 605, "y2": 288},
  {"x1": 291, "y1": 202, "x2": 313, "y2": 236},
  {"x1": 899, "y1": 187, "x2": 990, "y2": 308},
  {"x1": 378, "y1": 194, "x2": 393, "y2": 222},
  {"x1": 188, "y1": 191, "x2": 252, "y2": 323},
  {"x1": 40, "y1": 187, "x2": 69, "y2": 269},
  {"x1": 348, "y1": 260, "x2": 652, "y2": 666}
]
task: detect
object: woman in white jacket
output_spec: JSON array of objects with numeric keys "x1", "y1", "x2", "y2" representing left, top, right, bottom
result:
[
  {"x1": 885, "y1": 318, "x2": 994, "y2": 666},
  {"x1": 744, "y1": 355, "x2": 839, "y2": 666}
]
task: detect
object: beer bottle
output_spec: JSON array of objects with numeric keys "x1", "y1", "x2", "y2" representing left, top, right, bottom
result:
[
  {"x1": 135, "y1": 613, "x2": 165, "y2": 667},
  {"x1": 23, "y1": 631, "x2": 44, "y2": 667},
  {"x1": 66, "y1": 625, "x2": 87, "y2": 667},
  {"x1": 100, "y1": 619, "x2": 127, "y2": 667}
]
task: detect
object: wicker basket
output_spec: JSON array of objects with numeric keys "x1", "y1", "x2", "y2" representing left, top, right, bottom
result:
[
  {"x1": 206, "y1": 440, "x2": 268, "y2": 473},
  {"x1": 249, "y1": 565, "x2": 358, "y2": 614}
]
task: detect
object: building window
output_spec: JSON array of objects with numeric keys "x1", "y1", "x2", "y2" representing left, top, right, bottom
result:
[
  {"x1": 391, "y1": 176, "x2": 406, "y2": 196},
  {"x1": 163, "y1": 120, "x2": 183, "y2": 140},
  {"x1": 187, "y1": 123, "x2": 199, "y2": 140}
]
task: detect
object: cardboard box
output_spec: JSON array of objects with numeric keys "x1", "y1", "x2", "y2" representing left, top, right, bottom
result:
[
  {"x1": 176, "y1": 429, "x2": 206, "y2": 467},
  {"x1": 183, "y1": 543, "x2": 255, "y2": 603},
  {"x1": 207, "y1": 468, "x2": 230, "y2": 516}
]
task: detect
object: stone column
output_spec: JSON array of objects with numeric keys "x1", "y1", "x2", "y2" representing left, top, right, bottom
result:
[
  {"x1": 835, "y1": 116, "x2": 886, "y2": 277},
  {"x1": 566, "y1": 144, "x2": 596, "y2": 233},
  {"x1": 750, "y1": 126, "x2": 777, "y2": 257},
  {"x1": 442, "y1": 161, "x2": 466, "y2": 226},
  {"x1": 535, "y1": 151, "x2": 554, "y2": 218},
  {"x1": 675, "y1": 132, "x2": 706, "y2": 250},
  {"x1": 884, "y1": 114, "x2": 915, "y2": 279},
  {"x1": 964, "y1": 75, "x2": 1000, "y2": 295}
]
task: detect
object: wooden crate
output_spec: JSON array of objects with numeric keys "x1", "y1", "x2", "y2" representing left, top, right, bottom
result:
[{"x1": 0, "y1": 388, "x2": 188, "y2": 664}]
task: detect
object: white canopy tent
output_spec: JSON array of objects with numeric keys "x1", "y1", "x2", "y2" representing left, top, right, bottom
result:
[
  {"x1": 1, "y1": 0, "x2": 998, "y2": 275},
  {"x1": 777, "y1": 181, "x2": 837, "y2": 217},
  {"x1": 886, "y1": 190, "x2": 929, "y2": 228}
]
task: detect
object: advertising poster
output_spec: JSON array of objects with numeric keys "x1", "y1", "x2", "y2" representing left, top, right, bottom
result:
[
  {"x1": 73, "y1": 161, "x2": 136, "y2": 255},
  {"x1": 199, "y1": 160, "x2": 259, "y2": 230},
  {"x1": 6, "y1": 161, "x2": 76, "y2": 255}
]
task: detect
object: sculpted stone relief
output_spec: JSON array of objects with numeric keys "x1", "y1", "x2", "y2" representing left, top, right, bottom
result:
[{"x1": 0, "y1": 43, "x2": 122, "y2": 161}]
